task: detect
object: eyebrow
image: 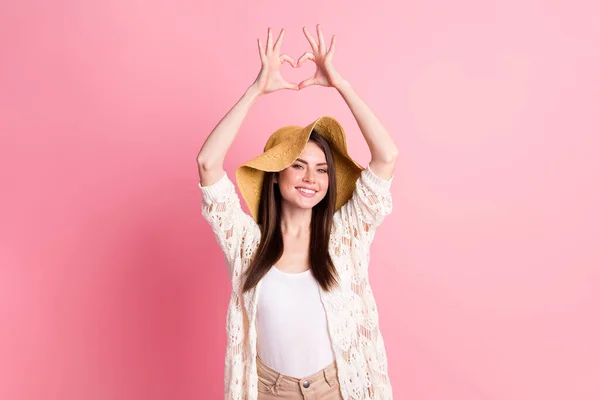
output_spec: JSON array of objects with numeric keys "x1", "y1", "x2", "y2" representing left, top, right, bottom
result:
[{"x1": 296, "y1": 158, "x2": 328, "y2": 166}]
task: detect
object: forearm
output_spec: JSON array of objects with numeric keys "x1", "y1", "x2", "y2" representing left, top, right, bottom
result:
[
  {"x1": 196, "y1": 84, "x2": 262, "y2": 168},
  {"x1": 335, "y1": 81, "x2": 398, "y2": 163}
]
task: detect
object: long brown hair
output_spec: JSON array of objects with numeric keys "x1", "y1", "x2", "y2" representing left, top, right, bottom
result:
[{"x1": 241, "y1": 130, "x2": 339, "y2": 293}]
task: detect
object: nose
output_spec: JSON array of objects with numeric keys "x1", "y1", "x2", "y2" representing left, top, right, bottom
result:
[{"x1": 303, "y1": 170, "x2": 315, "y2": 183}]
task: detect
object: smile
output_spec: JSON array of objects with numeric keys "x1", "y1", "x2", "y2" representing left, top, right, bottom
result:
[{"x1": 296, "y1": 187, "x2": 317, "y2": 197}]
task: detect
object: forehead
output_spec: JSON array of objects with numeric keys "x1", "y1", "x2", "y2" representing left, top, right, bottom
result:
[{"x1": 297, "y1": 141, "x2": 326, "y2": 160}]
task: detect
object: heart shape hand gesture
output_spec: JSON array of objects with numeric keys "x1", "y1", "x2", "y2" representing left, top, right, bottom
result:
[{"x1": 252, "y1": 25, "x2": 347, "y2": 95}]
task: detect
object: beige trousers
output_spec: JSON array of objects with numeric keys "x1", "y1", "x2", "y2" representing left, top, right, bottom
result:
[{"x1": 256, "y1": 355, "x2": 343, "y2": 400}]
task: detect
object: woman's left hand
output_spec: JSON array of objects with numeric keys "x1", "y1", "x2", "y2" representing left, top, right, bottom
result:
[{"x1": 297, "y1": 25, "x2": 348, "y2": 90}]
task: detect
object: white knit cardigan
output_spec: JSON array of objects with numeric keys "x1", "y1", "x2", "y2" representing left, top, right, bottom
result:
[{"x1": 198, "y1": 163, "x2": 394, "y2": 399}]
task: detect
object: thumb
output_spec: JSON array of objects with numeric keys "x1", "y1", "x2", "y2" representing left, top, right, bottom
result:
[
  {"x1": 298, "y1": 76, "x2": 317, "y2": 90},
  {"x1": 283, "y1": 80, "x2": 299, "y2": 91}
]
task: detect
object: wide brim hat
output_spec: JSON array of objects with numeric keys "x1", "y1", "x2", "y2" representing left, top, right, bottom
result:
[{"x1": 235, "y1": 115, "x2": 365, "y2": 223}]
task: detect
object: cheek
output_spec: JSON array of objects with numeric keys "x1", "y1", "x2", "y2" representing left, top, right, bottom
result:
[
  {"x1": 318, "y1": 176, "x2": 330, "y2": 193},
  {"x1": 279, "y1": 171, "x2": 296, "y2": 184},
  {"x1": 280, "y1": 173, "x2": 302, "y2": 192}
]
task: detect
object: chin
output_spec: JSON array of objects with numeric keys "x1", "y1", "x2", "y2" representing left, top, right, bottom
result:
[
  {"x1": 283, "y1": 197, "x2": 324, "y2": 211},
  {"x1": 300, "y1": 197, "x2": 326, "y2": 208}
]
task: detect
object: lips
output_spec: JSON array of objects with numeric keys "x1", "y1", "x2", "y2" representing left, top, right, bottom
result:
[{"x1": 296, "y1": 187, "x2": 317, "y2": 197}]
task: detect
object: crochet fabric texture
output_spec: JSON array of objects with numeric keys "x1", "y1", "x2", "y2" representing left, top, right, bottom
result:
[{"x1": 198, "y1": 164, "x2": 395, "y2": 400}]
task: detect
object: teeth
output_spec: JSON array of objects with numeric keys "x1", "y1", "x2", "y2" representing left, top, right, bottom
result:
[{"x1": 298, "y1": 188, "x2": 316, "y2": 194}]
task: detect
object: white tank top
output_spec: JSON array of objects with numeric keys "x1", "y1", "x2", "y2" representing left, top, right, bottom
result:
[{"x1": 256, "y1": 266, "x2": 336, "y2": 379}]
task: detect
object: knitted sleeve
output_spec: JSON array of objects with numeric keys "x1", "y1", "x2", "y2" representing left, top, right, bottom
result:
[
  {"x1": 334, "y1": 163, "x2": 394, "y2": 249},
  {"x1": 198, "y1": 172, "x2": 260, "y2": 279}
]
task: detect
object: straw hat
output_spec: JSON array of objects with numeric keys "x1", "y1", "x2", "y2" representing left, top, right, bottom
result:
[{"x1": 235, "y1": 115, "x2": 365, "y2": 222}]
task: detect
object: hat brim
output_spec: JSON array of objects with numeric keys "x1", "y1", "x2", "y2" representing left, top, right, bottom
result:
[{"x1": 235, "y1": 115, "x2": 364, "y2": 222}]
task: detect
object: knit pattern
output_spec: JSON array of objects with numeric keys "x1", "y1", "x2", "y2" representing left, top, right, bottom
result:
[{"x1": 198, "y1": 163, "x2": 394, "y2": 399}]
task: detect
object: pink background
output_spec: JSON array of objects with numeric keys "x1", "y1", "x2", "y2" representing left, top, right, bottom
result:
[{"x1": 1, "y1": 0, "x2": 599, "y2": 399}]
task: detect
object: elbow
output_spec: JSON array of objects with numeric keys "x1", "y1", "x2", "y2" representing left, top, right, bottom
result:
[
  {"x1": 378, "y1": 150, "x2": 398, "y2": 164},
  {"x1": 196, "y1": 154, "x2": 206, "y2": 166},
  {"x1": 196, "y1": 154, "x2": 218, "y2": 171},
  {"x1": 387, "y1": 150, "x2": 399, "y2": 163}
]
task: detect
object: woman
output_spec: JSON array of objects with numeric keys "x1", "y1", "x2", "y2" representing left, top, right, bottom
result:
[{"x1": 197, "y1": 25, "x2": 398, "y2": 400}]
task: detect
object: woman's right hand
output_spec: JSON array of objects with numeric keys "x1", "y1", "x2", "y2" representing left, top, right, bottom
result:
[{"x1": 251, "y1": 28, "x2": 299, "y2": 95}]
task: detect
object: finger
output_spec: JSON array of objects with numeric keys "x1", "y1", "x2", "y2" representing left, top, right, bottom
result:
[
  {"x1": 297, "y1": 52, "x2": 315, "y2": 67},
  {"x1": 257, "y1": 39, "x2": 267, "y2": 61},
  {"x1": 280, "y1": 53, "x2": 296, "y2": 67},
  {"x1": 298, "y1": 76, "x2": 317, "y2": 90},
  {"x1": 302, "y1": 26, "x2": 318, "y2": 52},
  {"x1": 326, "y1": 35, "x2": 336, "y2": 58},
  {"x1": 316, "y1": 24, "x2": 326, "y2": 52},
  {"x1": 283, "y1": 80, "x2": 299, "y2": 91},
  {"x1": 266, "y1": 27, "x2": 273, "y2": 53},
  {"x1": 273, "y1": 28, "x2": 285, "y2": 54}
]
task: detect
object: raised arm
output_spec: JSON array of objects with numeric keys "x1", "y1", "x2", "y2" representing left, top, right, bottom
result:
[
  {"x1": 297, "y1": 25, "x2": 399, "y2": 178},
  {"x1": 196, "y1": 27, "x2": 298, "y2": 186}
]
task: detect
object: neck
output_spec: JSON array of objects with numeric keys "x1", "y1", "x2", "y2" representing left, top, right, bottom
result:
[{"x1": 280, "y1": 204, "x2": 312, "y2": 237}]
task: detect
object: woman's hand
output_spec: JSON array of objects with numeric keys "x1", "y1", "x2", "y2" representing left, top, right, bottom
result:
[
  {"x1": 297, "y1": 25, "x2": 348, "y2": 90},
  {"x1": 251, "y1": 28, "x2": 299, "y2": 95}
]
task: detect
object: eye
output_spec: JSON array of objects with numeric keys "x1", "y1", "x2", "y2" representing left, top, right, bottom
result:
[
  {"x1": 293, "y1": 164, "x2": 303, "y2": 169},
  {"x1": 319, "y1": 169, "x2": 328, "y2": 173}
]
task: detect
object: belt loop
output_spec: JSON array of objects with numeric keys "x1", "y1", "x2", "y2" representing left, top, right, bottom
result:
[
  {"x1": 324, "y1": 364, "x2": 336, "y2": 387},
  {"x1": 273, "y1": 373, "x2": 283, "y2": 393}
]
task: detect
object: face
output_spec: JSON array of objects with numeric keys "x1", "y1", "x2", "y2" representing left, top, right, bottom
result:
[{"x1": 275, "y1": 141, "x2": 330, "y2": 211}]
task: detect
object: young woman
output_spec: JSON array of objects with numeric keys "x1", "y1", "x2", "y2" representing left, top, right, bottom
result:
[{"x1": 197, "y1": 25, "x2": 398, "y2": 400}]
